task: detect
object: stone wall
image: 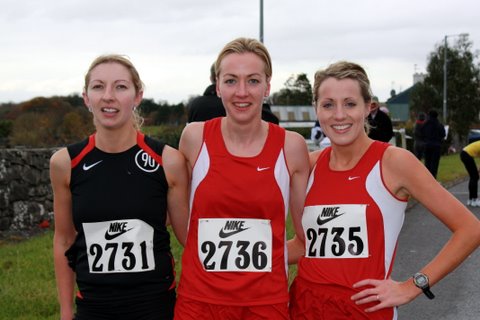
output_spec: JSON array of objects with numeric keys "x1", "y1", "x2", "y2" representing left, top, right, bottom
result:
[{"x1": 0, "y1": 148, "x2": 56, "y2": 233}]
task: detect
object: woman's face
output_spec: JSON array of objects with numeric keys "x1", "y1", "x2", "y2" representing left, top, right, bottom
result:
[
  {"x1": 315, "y1": 77, "x2": 370, "y2": 146},
  {"x1": 216, "y1": 52, "x2": 270, "y2": 123},
  {"x1": 83, "y1": 62, "x2": 142, "y2": 130}
]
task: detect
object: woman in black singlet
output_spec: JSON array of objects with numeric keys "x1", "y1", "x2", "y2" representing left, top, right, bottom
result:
[{"x1": 50, "y1": 54, "x2": 189, "y2": 320}]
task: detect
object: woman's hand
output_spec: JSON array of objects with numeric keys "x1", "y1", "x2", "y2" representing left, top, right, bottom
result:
[{"x1": 351, "y1": 278, "x2": 420, "y2": 313}]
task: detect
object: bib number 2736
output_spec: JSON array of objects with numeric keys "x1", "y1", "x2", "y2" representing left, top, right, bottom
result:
[{"x1": 198, "y1": 218, "x2": 272, "y2": 272}]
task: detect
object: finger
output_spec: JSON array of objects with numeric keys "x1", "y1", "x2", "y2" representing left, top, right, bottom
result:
[
  {"x1": 353, "y1": 278, "x2": 380, "y2": 288},
  {"x1": 351, "y1": 288, "x2": 377, "y2": 300},
  {"x1": 365, "y1": 304, "x2": 383, "y2": 313},
  {"x1": 355, "y1": 294, "x2": 380, "y2": 306}
]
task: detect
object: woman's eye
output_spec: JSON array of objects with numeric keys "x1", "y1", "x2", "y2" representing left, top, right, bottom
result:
[
  {"x1": 248, "y1": 79, "x2": 260, "y2": 84},
  {"x1": 322, "y1": 102, "x2": 333, "y2": 109},
  {"x1": 116, "y1": 84, "x2": 128, "y2": 90},
  {"x1": 91, "y1": 84, "x2": 103, "y2": 90},
  {"x1": 225, "y1": 79, "x2": 236, "y2": 85}
]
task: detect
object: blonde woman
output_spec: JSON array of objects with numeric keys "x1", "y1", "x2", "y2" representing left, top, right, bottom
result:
[
  {"x1": 289, "y1": 61, "x2": 480, "y2": 320},
  {"x1": 50, "y1": 54, "x2": 188, "y2": 320},
  {"x1": 175, "y1": 38, "x2": 309, "y2": 320}
]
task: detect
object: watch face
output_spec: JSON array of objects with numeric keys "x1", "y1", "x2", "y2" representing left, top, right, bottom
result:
[{"x1": 415, "y1": 274, "x2": 428, "y2": 287}]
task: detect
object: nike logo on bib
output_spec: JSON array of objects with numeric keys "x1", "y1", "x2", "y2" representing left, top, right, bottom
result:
[
  {"x1": 219, "y1": 220, "x2": 250, "y2": 238},
  {"x1": 104, "y1": 221, "x2": 134, "y2": 240},
  {"x1": 83, "y1": 160, "x2": 103, "y2": 171},
  {"x1": 257, "y1": 166, "x2": 270, "y2": 172},
  {"x1": 317, "y1": 206, "x2": 345, "y2": 226}
]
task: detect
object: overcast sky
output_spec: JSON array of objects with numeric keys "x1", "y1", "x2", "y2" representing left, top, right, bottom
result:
[{"x1": 1, "y1": 0, "x2": 479, "y2": 105}]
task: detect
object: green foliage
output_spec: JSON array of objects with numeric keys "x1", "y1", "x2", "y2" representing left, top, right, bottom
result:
[
  {"x1": 271, "y1": 73, "x2": 313, "y2": 105},
  {"x1": 0, "y1": 103, "x2": 17, "y2": 119},
  {"x1": 10, "y1": 113, "x2": 55, "y2": 147},
  {"x1": 56, "y1": 111, "x2": 95, "y2": 145},
  {"x1": 411, "y1": 35, "x2": 480, "y2": 142},
  {"x1": 1, "y1": 94, "x2": 187, "y2": 148},
  {"x1": 142, "y1": 125, "x2": 185, "y2": 149},
  {"x1": 286, "y1": 127, "x2": 311, "y2": 139},
  {"x1": 5, "y1": 95, "x2": 95, "y2": 147},
  {"x1": 139, "y1": 99, "x2": 187, "y2": 126},
  {"x1": 0, "y1": 120, "x2": 12, "y2": 138}
]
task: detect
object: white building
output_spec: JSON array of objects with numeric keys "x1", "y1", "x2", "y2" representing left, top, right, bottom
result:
[{"x1": 270, "y1": 105, "x2": 316, "y2": 128}]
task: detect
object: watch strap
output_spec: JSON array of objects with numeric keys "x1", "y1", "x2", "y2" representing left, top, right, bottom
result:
[
  {"x1": 413, "y1": 272, "x2": 435, "y2": 300},
  {"x1": 423, "y1": 287, "x2": 435, "y2": 299}
]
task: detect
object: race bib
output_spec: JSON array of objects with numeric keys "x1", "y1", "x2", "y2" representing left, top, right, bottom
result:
[
  {"x1": 302, "y1": 204, "x2": 369, "y2": 258},
  {"x1": 198, "y1": 218, "x2": 272, "y2": 272},
  {"x1": 83, "y1": 219, "x2": 155, "y2": 273}
]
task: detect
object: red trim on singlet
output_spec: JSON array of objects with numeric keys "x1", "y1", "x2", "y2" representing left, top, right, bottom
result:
[
  {"x1": 137, "y1": 132, "x2": 163, "y2": 166},
  {"x1": 71, "y1": 134, "x2": 96, "y2": 168}
]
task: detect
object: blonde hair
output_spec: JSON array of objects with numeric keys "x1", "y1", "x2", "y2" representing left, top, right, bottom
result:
[
  {"x1": 313, "y1": 61, "x2": 372, "y2": 104},
  {"x1": 84, "y1": 54, "x2": 144, "y2": 129},
  {"x1": 214, "y1": 37, "x2": 272, "y2": 80}
]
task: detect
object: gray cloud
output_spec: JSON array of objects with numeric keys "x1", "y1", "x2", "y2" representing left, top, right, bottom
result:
[{"x1": 0, "y1": 0, "x2": 479, "y2": 103}]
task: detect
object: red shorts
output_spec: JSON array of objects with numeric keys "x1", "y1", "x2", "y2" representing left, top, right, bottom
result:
[
  {"x1": 289, "y1": 277, "x2": 396, "y2": 320},
  {"x1": 174, "y1": 294, "x2": 290, "y2": 320}
]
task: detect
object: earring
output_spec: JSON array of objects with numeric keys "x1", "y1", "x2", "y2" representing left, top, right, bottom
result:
[{"x1": 88, "y1": 107, "x2": 92, "y2": 112}]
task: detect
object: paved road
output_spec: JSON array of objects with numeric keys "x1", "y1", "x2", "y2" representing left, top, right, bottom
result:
[{"x1": 392, "y1": 179, "x2": 480, "y2": 319}]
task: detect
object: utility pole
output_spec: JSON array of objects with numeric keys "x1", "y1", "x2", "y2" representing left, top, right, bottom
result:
[
  {"x1": 443, "y1": 35, "x2": 447, "y2": 122},
  {"x1": 259, "y1": 0, "x2": 264, "y2": 43}
]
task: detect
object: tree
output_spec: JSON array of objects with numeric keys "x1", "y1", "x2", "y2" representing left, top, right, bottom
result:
[
  {"x1": 0, "y1": 120, "x2": 13, "y2": 146},
  {"x1": 56, "y1": 111, "x2": 94, "y2": 144},
  {"x1": 271, "y1": 73, "x2": 312, "y2": 105},
  {"x1": 10, "y1": 113, "x2": 54, "y2": 147},
  {"x1": 0, "y1": 120, "x2": 12, "y2": 138},
  {"x1": 411, "y1": 35, "x2": 480, "y2": 142}
]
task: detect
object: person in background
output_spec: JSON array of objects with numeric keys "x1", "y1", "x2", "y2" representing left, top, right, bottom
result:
[
  {"x1": 413, "y1": 112, "x2": 427, "y2": 160},
  {"x1": 460, "y1": 140, "x2": 480, "y2": 207},
  {"x1": 50, "y1": 54, "x2": 189, "y2": 320},
  {"x1": 288, "y1": 60, "x2": 480, "y2": 320},
  {"x1": 310, "y1": 120, "x2": 323, "y2": 147},
  {"x1": 421, "y1": 110, "x2": 446, "y2": 178},
  {"x1": 261, "y1": 101, "x2": 280, "y2": 124},
  {"x1": 187, "y1": 63, "x2": 226, "y2": 122},
  {"x1": 367, "y1": 96, "x2": 393, "y2": 143},
  {"x1": 175, "y1": 37, "x2": 309, "y2": 320}
]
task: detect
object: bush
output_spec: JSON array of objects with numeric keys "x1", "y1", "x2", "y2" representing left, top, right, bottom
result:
[
  {"x1": 142, "y1": 125, "x2": 185, "y2": 149},
  {"x1": 286, "y1": 127, "x2": 311, "y2": 139}
]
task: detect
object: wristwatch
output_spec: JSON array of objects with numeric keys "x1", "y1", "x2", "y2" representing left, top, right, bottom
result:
[{"x1": 413, "y1": 272, "x2": 435, "y2": 299}]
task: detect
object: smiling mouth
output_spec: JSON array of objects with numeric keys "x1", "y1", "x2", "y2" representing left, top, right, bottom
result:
[
  {"x1": 332, "y1": 124, "x2": 351, "y2": 130},
  {"x1": 101, "y1": 107, "x2": 119, "y2": 113},
  {"x1": 234, "y1": 102, "x2": 250, "y2": 108}
]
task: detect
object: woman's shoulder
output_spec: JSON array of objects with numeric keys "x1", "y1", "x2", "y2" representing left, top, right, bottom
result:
[
  {"x1": 382, "y1": 145, "x2": 421, "y2": 175},
  {"x1": 383, "y1": 144, "x2": 413, "y2": 160},
  {"x1": 50, "y1": 147, "x2": 69, "y2": 164},
  {"x1": 284, "y1": 130, "x2": 308, "y2": 154},
  {"x1": 49, "y1": 147, "x2": 71, "y2": 178}
]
